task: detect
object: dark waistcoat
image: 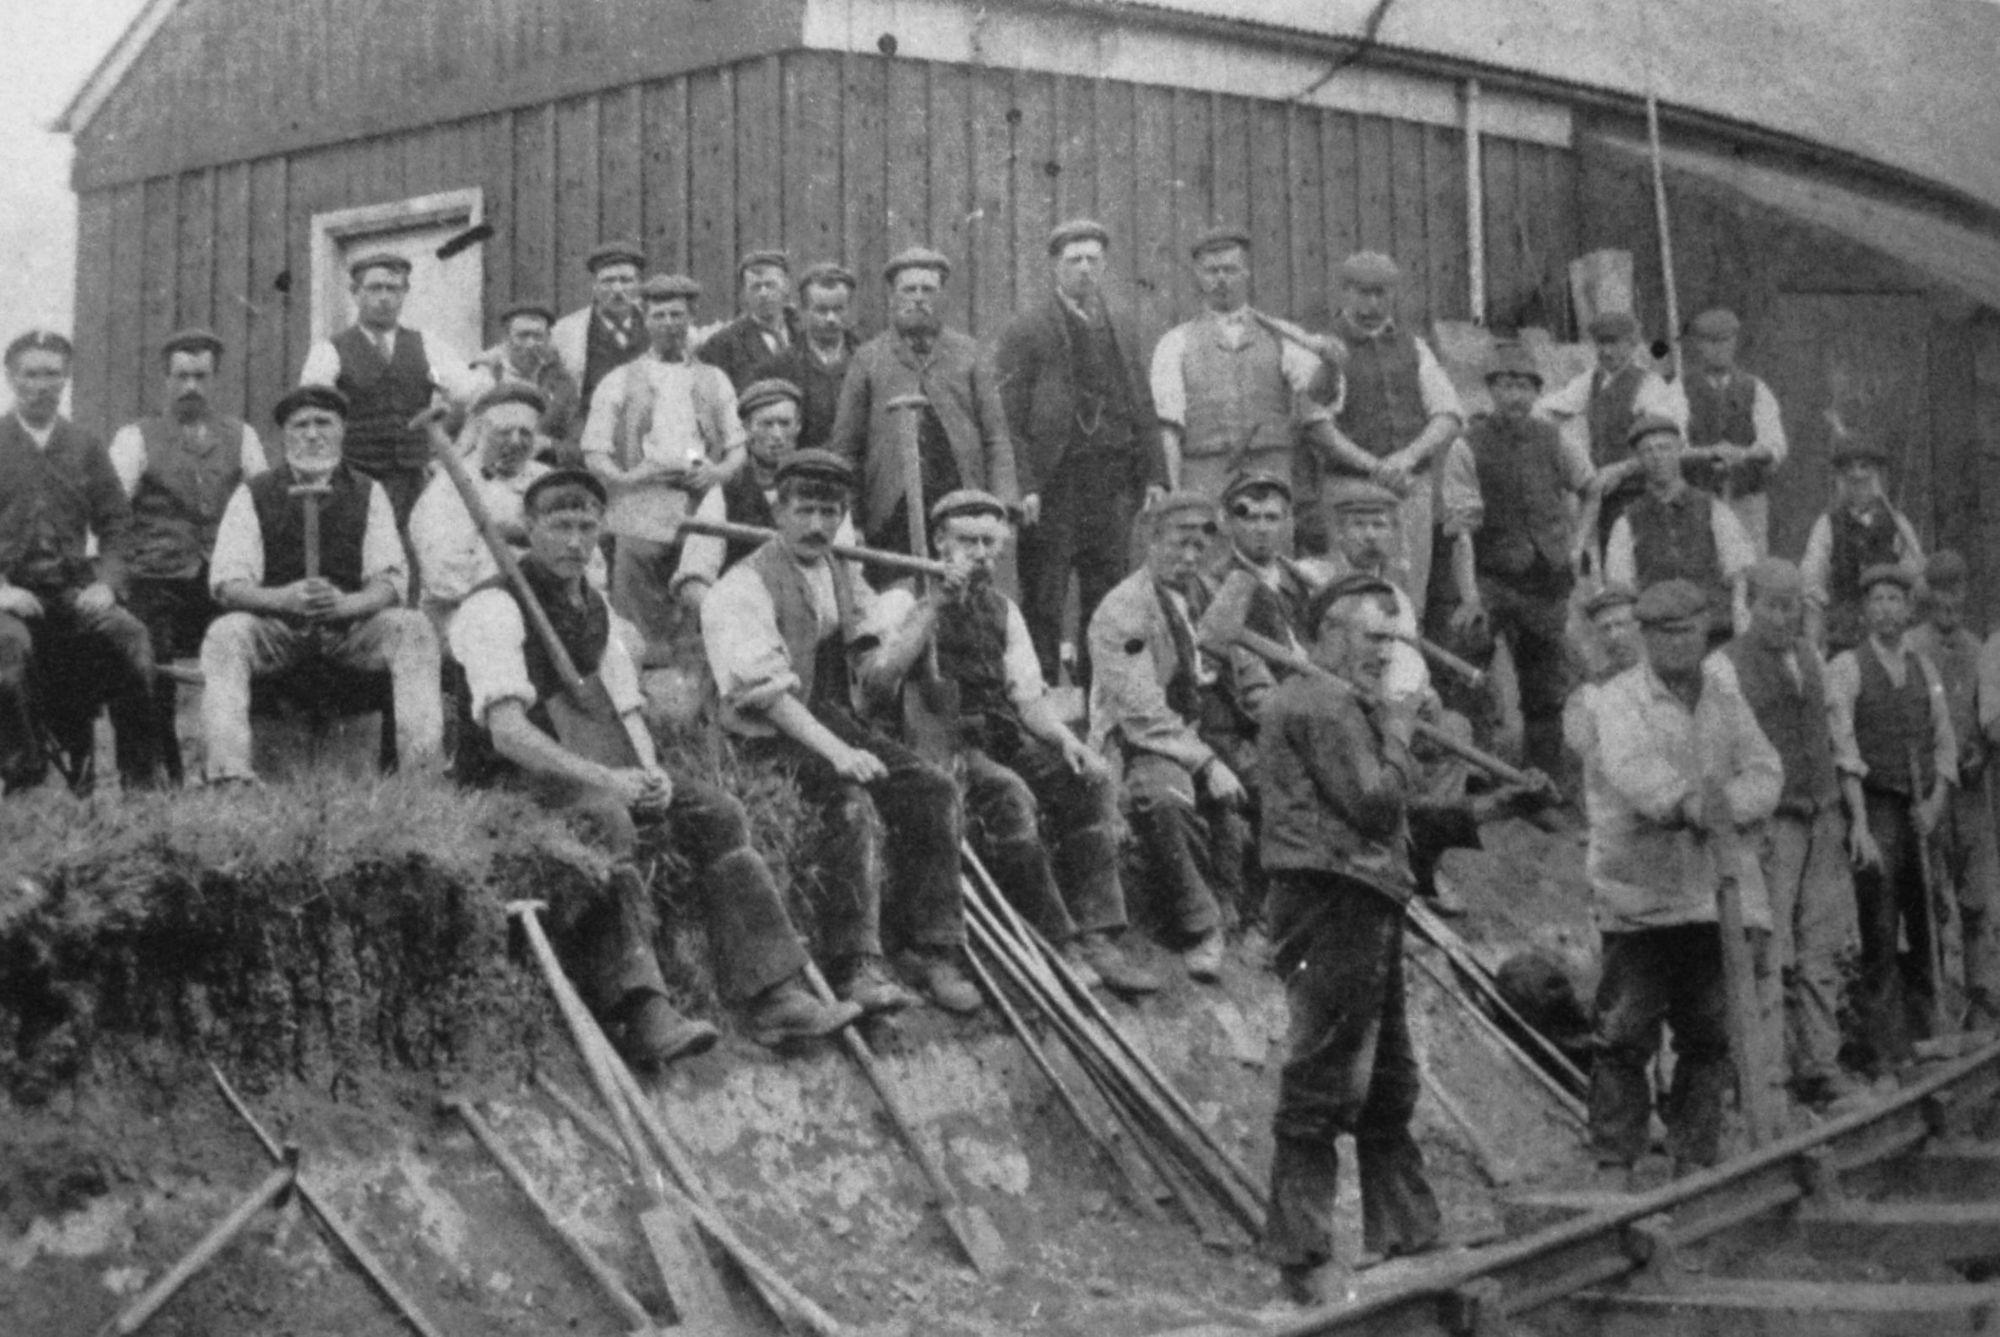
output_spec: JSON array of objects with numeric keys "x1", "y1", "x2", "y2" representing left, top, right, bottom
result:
[
  {"x1": 1855, "y1": 644, "x2": 1935, "y2": 796},
  {"x1": 1828, "y1": 499, "x2": 1902, "y2": 609},
  {"x1": 128, "y1": 414, "x2": 251, "y2": 579},
  {"x1": 1683, "y1": 373, "x2": 1771, "y2": 495},
  {"x1": 745, "y1": 541, "x2": 859, "y2": 712},
  {"x1": 247, "y1": 464, "x2": 371, "y2": 592},
  {"x1": 719, "y1": 469, "x2": 777, "y2": 574},
  {"x1": 1628, "y1": 487, "x2": 1729, "y2": 631},
  {"x1": 1587, "y1": 366, "x2": 1647, "y2": 469},
  {"x1": 332, "y1": 326, "x2": 433, "y2": 473},
  {"x1": 1334, "y1": 319, "x2": 1428, "y2": 460},
  {"x1": 1467, "y1": 412, "x2": 1573, "y2": 582},
  {"x1": 582, "y1": 311, "x2": 644, "y2": 407},
  {"x1": 1721, "y1": 636, "x2": 1839, "y2": 812}
]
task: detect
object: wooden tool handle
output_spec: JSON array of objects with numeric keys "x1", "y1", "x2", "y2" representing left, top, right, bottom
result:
[{"x1": 679, "y1": 516, "x2": 950, "y2": 579}]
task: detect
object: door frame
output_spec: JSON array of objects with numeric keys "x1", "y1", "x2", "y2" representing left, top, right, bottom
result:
[{"x1": 307, "y1": 188, "x2": 484, "y2": 341}]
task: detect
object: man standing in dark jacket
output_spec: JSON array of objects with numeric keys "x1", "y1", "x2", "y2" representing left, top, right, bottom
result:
[
  {"x1": 995, "y1": 219, "x2": 1166, "y2": 686},
  {"x1": 699, "y1": 250, "x2": 804, "y2": 390}
]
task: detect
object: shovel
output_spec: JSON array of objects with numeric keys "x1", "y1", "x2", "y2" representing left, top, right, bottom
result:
[{"x1": 885, "y1": 393, "x2": 961, "y2": 766}]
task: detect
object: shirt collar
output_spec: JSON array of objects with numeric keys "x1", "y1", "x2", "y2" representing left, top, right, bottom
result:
[{"x1": 14, "y1": 412, "x2": 55, "y2": 448}]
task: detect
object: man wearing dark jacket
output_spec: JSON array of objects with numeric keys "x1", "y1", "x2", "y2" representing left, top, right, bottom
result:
[
  {"x1": 699, "y1": 250, "x2": 805, "y2": 390},
  {"x1": 995, "y1": 219, "x2": 1166, "y2": 686}
]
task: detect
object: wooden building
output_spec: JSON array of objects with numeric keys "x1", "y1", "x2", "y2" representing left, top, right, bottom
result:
[{"x1": 56, "y1": 0, "x2": 2000, "y2": 604}]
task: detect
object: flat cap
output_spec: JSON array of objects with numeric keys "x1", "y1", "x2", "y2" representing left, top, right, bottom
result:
[
  {"x1": 1048, "y1": 218, "x2": 1110, "y2": 255},
  {"x1": 1484, "y1": 340, "x2": 1544, "y2": 385},
  {"x1": 1587, "y1": 310, "x2": 1640, "y2": 342},
  {"x1": 1326, "y1": 478, "x2": 1402, "y2": 514},
  {"x1": 1688, "y1": 307, "x2": 1741, "y2": 340},
  {"x1": 162, "y1": 327, "x2": 224, "y2": 360},
  {"x1": 272, "y1": 384, "x2": 348, "y2": 425},
  {"x1": 1305, "y1": 570, "x2": 1399, "y2": 633},
  {"x1": 736, "y1": 378, "x2": 803, "y2": 421},
  {"x1": 1830, "y1": 434, "x2": 1890, "y2": 467},
  {"x1": 738, "y1": 248, "x2": 790, "y2": 275},
  {"x1": 1924, "y1": 549, "x2": 1969, "y2": 590},
  {"x1": 584, "y1": 240, "x2": 646, "y2": 273},
  {"x1": 1859, "y1": 562, "x2": 1915, "y2": 594},
  {"x1": 798, "y1": 260, "x2": 859, "y2": 292},
  {"x1": 774, "y1": 448, "x2": 854, "y2": 490},
  {"x1": 1337, "y1": 251, "x2": 1403, "y2": 287},
  {"x1": 523, "y1": 467, "x2": 608, "y2": 513},
  {"x1": 497, "y1": 298, "x2": 556, "y2": 326},
  {"x1": 1634, "y1": 578, "x2": 1709, "y2": 627},
  {"x1": 1151, "y1": 491, "x2": 1219, "y2": 530},
  {"x1": 1222, "y1": 469, "x2": 1293, "y2": 507},
  {"x1": 1583, "y1": 582, "x2": 1639, "y2": 619},
  {"x1": 1626, "y1": 413, "x2": 1683, "y2": 447},
  {"x1": 4, "y1": 329, "x2": 72, "y2": 365},
  {"x1": 347, "y1": 252, "x2": 411, "y2": 281},
  {"x1": 883, "y1": 246, "x2": 952, "y2": 284},
  {"x1": 470, "y1": 382, "x2": 549, "y2": 418},
  {"x1": 1744, "y1": 556, "x2": 1803, "y2": 597},
  {"x1": 1190, "y1": 225, "x2": 1251, "y2": 261},
  {"x1": 638, "y1": 272, "x2": 703, "y2": 303},
  {"x1": 929, "y1": 488, "x2": 1010, "y2": 528}
]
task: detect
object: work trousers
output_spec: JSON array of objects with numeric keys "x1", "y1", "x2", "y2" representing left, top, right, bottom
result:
[
  {"x1": 198, "y1": 609, "x2": 443, "y2": 782},
  {"x1": 541, "y1": 774, "x2": 811, "y2": 1014},
  {"x1": 962, "y1": 730, "x2": 1127, "y2": 943},
  {"x1": 1016, "y1": 465, "x2": 1136, "y2": 688},
  {"x1": 0, "y1": 597, "x2": 159, "y2": 793},
  {"x1": 1941, "y1": 772, "x2": 2000, "y2": 1008},
  {"x1": 740, "y1": 708, "x2": 962, "y2": 953},
  {"x1": 1758, "y1": 808, "x2": 1854, "y2": 1086},
  {"x1": 1123, "y1": 750, "x2": 1246, "y2": 938},
  {"x1": 1476, "y1": 574, "x2": 1574, "y2": 777},
  {"x1": 1852, "y1": 788, "x2": 1938, "y2": 1070},
  {"x1": 1264, "y1": 870, "x2": 1439, "y2": 1266},
  {"x1": 608, "y1": 535, "x2": 681, "y2": 665},
  {"x1": 126, "y1": 574, "x2": 220, "y2": 785},
  {"x1": 1589, "y1": 924, "x2": 1732, "y2": 1169}
]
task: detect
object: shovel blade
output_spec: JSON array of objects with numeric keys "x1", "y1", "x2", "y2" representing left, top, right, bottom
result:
[
  {"x1": 943, "y1": 1202, "x2": 1012, "y2": 1278},
  {"x1": 548, "y1": 674, "x2": 643, "y2": 769},
  {"x1": 639, "y1": 1203, "x2": 745, "y2": 1335}
]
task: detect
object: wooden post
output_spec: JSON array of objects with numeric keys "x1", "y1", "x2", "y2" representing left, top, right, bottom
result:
[{"x1": 1464, "y1": 78, "x2": 1486, "y2": 326}]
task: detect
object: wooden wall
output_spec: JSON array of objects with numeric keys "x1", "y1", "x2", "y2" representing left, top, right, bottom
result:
[{"x1": 68, "y1": 49, "x2": 1579, "y2": 440}]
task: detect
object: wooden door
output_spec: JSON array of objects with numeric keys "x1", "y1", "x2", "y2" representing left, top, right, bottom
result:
[
  {"x1": 1762, "y1": 293, "x2": 1932, "y2": 562},
  {"x1": 310, "y1": 190, "x2": 486, "y2": 362}
]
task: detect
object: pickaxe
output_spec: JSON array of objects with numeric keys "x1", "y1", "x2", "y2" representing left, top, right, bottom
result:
[{"x1": 288, "y1": 475, "x2": 333, "y2": 580}]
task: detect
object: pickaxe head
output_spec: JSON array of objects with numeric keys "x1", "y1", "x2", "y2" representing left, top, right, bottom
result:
[{"x1": 504, "y1": 900, "x2": 550, "y2": 919}]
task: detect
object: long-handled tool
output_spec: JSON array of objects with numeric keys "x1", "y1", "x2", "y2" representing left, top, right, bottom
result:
[
  {"x1": 208, "y1": 1064, "x2": 447, "y2": 1337},
  {"x1": 883, "y1": 392, "x2": 961, "y2": 766},
  {"x1": 92, "y1": 1151, "x2": 299, "y2": 1337},
  {"x1": 1912, "y1": 752, "x2": 1957, "y2": 1040},
  {"x1": 678, "y1": 517, "x2": 949, "y2": 581},
  {"x1": 1708, "y1": 816, "x2": 1776, "y2": 1148}
]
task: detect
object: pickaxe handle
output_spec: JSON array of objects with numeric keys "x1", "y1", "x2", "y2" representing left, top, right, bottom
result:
[
  {"x1": 678, "y1": 516, "x2": 949, "y2": 580},
  {"x1": 289, "y1": 482, "x2": 331, "y2": 581}
]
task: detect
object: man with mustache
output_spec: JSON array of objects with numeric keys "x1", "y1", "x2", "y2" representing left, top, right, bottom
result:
[
  {"x1": 699, "y1": 250, "x2": 804, "y2": 390},
  {"x1": 109, "y1": 328, "x2": 269, "y2": 784},
  {"x1": 550, "y1": 241, "x2": 649, "y2": 448}
]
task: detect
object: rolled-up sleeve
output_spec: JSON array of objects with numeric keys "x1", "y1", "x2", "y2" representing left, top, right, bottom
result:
[
  {"x1": 1413, "y1": 340, "x2": 1464, "y2": 422},
  {"x1": 359, "y1": 481, "x2": 408, "y2": 597},
  {"x1": 449, "y1": 589, "x2": 536, "y2": 723},
  {"x1": 1003, "y1": 599, "x2": 1046, "y2": 707},
  {"x1": 1753, "y1": 381, "x2": 1787, "y2": 466},
  {"x1": 207, "y1": 485, "x2": 264, "y2": 594},
  {"x1": 701, "y1": 567, "x2": 801, "y2": 715},
  {"x1": 1825, "y1": 650, "x2": 1864, "y2": 776},
  {"x1": 1437, "y1": 438, "x2": 1482, "y2": 535},
  {"x1": 1149, "y1": 327, "x2": 1188, "y2": 428},
  {"x1": 1279, "y1": 341, "x2": 1334, "y2": 424}
]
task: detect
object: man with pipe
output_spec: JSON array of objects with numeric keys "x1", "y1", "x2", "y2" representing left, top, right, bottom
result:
[
  {"x1": 1581, "y1": 578, "x2": 1780, "y2": 1179},
  {"x1": 873, "y1": 487, "x2": 1160, "y2": 994},
  {"x1": 1258, "y1": 571, "x2": 1446, "y2": 1302},
  {"x1": 1087, "y1": 492, "x2": 1248, "y2": 981},
  {"x1": 702, "y1": 449, "x2": 974, "y2": 1013},
  {"x1": 449, "y1": 466, "x2": 861, "y2": 1063}
]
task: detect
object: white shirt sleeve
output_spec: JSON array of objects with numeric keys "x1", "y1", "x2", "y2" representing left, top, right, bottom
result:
[
  {"x1": 1149, "y1": 326, "x2": 1189, "y2": 429},
  {"x1": 450, "y1": 589, "x2": 535, "y2": 722},
  {"x1": 359, "y1": 480, "x2": 408, "y2": 596},
  {"x1": 672, "y1": 485, "x2": 731, "y2": 595},
  {"x1": 597, "y1": 624, "x2": 646, "y2": 717},
  {"x1": 299, "y1": 340, "x2": 342, "y2": 387},
  {"x1": 208, "y1": 484, "x2": 265, "y2": 594},
  {"x1": 580, "y1": 363, "x2": 627, "y2": 464},
  {"x1": 1003, "y1": 599, "x2": 1046, "y2": 707},
  {"x1": 421, "y1": 336, "x2": 487, "y2": 407},
  {"x1": 1535, "y1": 370, "x2": 1592, "y2": 421},
  {"x1": 240, "y1": 424, "x2": 270, "y2": 478},
  {"x1": 1413, "y1": 339, "x2": 1465, "y2": 422},
  {"x1": 1800, "y1": 515, "x2": 1833, "y2": 607},
  {"x1": 1605, "y1": 516, "x2": 1637, "y2": 589},
  {"x1": 1636, "y1": 373, "x2": 1689, "y2": 428},
  {"x1": 1752, "y1": 380, "x2": 1787, "y2": 466},
  {"x1": 108, "y1": 424, "x2": 146, "y2": 496},
  {"x1": 1713, "y1": 502, "x2": 1757, "y2": 579},
  {"x1": 408, "y1": 473, "x2": 477, "y2": 608}
]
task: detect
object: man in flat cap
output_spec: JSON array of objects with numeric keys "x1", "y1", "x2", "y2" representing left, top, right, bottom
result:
[
  {"x1": 109, "y1": 329, "x2": 269, "y2": 783},
  {"x1": 1581, "y1": 578, "x2": 1780, "y2": 1180},
  {"x1": 698, "y1": 250, "x2": 803, "y2": 390},
  {"x1": 450, "y1": 466, "x2": 860, "y2": 1064},
  {"x1": 1604, "y1": 415, "x2": 1755, "y2": 647},
  {"x1": 1312, "y1": 250, "x2": 1465, "y2": 602},
  {"x1": 581, "y1": 272, "x2": 746, "y2": 660},
  {"x1": 871, "y1": 489, "x2": 1159, "y2": 993},
  {"x1": 1148, "y1": 228, "x2": 1342, "y2": 530},
  {"x1": 1537, "y1": 310, "x2": 1687, "y2": 564},
  {"x1": 995, "y1": 219, "x2": 1167, "y2": 689},
  {"x1": 0, "y1": 329, "x2": 161, "y2": 793},
  {"x1": 1800, "y1": 432, "x2": 1923, "y2": 656},
  {"x1": 551, "y1": 241, "x2": 649, "y2": 431},
  {"x1": 1680, "y1": 307, "x2": 1787, "y2": 556},
  {"x1": 674, "y1": 378, "x2": 860, "y2": 610},
  {"x1": 300, "y1": 252, "x2": 482, "y2": 527},
  {"x1": 470, "y1": 300, "x2": 581, "y2": 452},
  {"x1": 1088, "y1": 492, "x2": 1249, "y2": 982},
  {"x1": 1451, "y1": 340, "x2": 1592, "y2": 780},
  {"x1": 765, "y1": 261, "x2": 862, "y2": 453},
  {"x1": 200, "y1": 386, "x2": 443, "y2": 784},
  {"x1": 828, "y1": 246, "x2": 1018, "y2": 558},
  {"x1": 1909, "y1": 551, "x2": 1999, "y2": 1029},
  {"x1": 1258, "y1": 572, "x2": 1446, "y2": 1303},
  {"x1": 701, "y1": 449, "x2": 970, "y2": 1014},
  {"x1": 1563, "y1": 582, "x2": 1642, "y2": 792}
]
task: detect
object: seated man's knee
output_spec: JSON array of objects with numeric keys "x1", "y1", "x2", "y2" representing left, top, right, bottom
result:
[
  {"x1": 0, "y1": 614, "x2": 30, "y2": 677},
  {"x1": 569, "y1": 789, "x2": 640, "y2": 856},
  {"x1": 970, "y1": 767, "x2": 1038, "y2": 843},
  {"x1": 1124, "y1": 755, "x2": 1197, "y2": 813},
  {"x1": 200, "y1": 612, "x2": 263, "y2": 662}
]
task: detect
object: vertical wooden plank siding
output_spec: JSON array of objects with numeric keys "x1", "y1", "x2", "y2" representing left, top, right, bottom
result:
[
  {"x1": 1009, "y1": 71, "x2": 1058, "y2": 317},
  {"x1": 511, "y1": 104, "x2": 558, "y2": 306},
  {"x1": 928, "y1": 65, "x2": 975, "y2": 315},
  {"x1": 735, "y1": 56, "x2": 784, "y2": 258},
  {"x1": 1248, "y1": 101, "x2": 1290, "y2": 314},
  {"x1": 72, "y1": 193, "x2": 117, "y2": 437},
  {"x1": 1168, "y1": 87, "x2": 1212, "y2": 314},
  {"x1": 642, "y1": 76, "x2": 691, "y2": 273},
  {"x1": 1321, "y1": 109, "x2": 1363, "y2": 276},
  {"x1": 884, "y1": 60, "x2": 931, "y2": 253},
  {"x1": 786, "y1": 54, "x2": 845, "y2": 271},
  {"x1": 1425, "y1": 125, "x2": 1468, "y2": 326},
  {"x1": 1287, "y1": 105, "x2": 1328, "y2": 327},
  {"x1": 1094, "y1": 81, "x2": 1139, "y2": 316},
  {"x1": 688, "y1": 68, "x2": 738, "y2": 306},
  {"x1": 1130, "y1": 84, "x2": 1177, "y2": 343},
  {"x1": 1355, "y1": 116, "x2": 1396, "y2": 257},
  {"x1": 1211, "y1": 93, "x2": 1251, "y2": 236},
  {"x1": 481, "y1": 111, "x2": 519, "y2": 311},
  {"x1": 105, "y1": 184, "x2": 149, "y2": 432},
  {"x1": 1481, "y1": 136, "x2": 1523, "y2": 329},
  {"x1": 209, "y1": 164, "x2": 254, "y2": 421},
  {"x1": 966, "y1": 64, "x2": 1016, "y2": 335},
  {"x1": 1053, "y1": 75, "x2": 1097, "y2": 224},
  {"x1": 1386, "y1": 118, "x2": 1431, "y2": 324},
  {"x1": 175, "y1": 169, "x2": 217, "y2": 339},
  {"x1": 841, "y1": 52, "x2": 890, "y2": 332},
  {"x1": 245, "y1": 158, "x2": 291, "y2": 423},
  {"x1": 554, "y1": 96, "x2": 602, "y2": 289},
  {"x1": 599, "y1": 87, "x2": 645, "y2": 249},
  {"x1": 140, "y1": 177, "x2": 180, "y2": 424}
]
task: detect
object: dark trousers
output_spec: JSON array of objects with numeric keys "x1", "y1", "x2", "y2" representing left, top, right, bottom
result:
[
  {"x1": 1124, "y1": 751, "x2": 1245, "y2": 937},
  {"x1": 1588, "y1": 924, "x2": 1731, "y2": 1168},
  {"x1": 0, "y1": 597, "x2": 159, "y2": 793},
  {"x1": 741, "y1": 708, "x2": 963, "y2": 952},
  {"x1": 541, "y1": 774, "x2": 810, "y2": 1014},
  {"x1": 1477, "y1": 573, "x2": 1574, "y2": 774},
  {"x1": 1264, "y1": 870, "x2": 1439, "y2": 1266},
  {"x1": 1017, "y1": 465, "x2": 1136, "y2": 688},
  {"x1": 347, "y1": 460, "x2": 428, "y2": 531},
  {"x1": 962, "y1": 728, "x2": 1126, "y2": 942},
  {"x1": 1853, "y1": 788, "x2": 1938, "y2": 1070},
  {"x1": 125, "y1": 574, "x2": 219, "y2": 785}
]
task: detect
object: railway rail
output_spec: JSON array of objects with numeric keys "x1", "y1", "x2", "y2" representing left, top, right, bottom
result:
[{"x1": 1232, "y1": 1036, "x2": 2000, "y2": 1337}]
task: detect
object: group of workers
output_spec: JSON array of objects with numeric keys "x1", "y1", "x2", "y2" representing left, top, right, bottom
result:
[{"x1": 2, "y1": 209, "x2": 1990, "y2": 1306}]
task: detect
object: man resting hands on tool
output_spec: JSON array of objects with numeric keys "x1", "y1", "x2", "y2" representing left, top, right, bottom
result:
[{"x1": 451, "y1": 467, "x2": 861, "y2": 1063}]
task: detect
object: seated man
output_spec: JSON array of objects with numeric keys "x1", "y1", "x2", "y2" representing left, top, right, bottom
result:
[
  {"x1": 1088, "y1": 493, "x2": 1248, "y2": 981},
  {"x1": 878, "y1": 489, "x2": 1159, "y2": 993},
  {"x1": 469, "y1": 300, "x2": 582, "y2": 455},
  {"x1": 451, "y1": 468, "x2": 861, "y2": 1060},
  {"x1": 702, "y1": 449, "x2": 972, "y2": 1012},
  {"x1": 199, "y1": 386, "x2": 444, "y2": 784},
  {"x1": 1202, "y1": 470, "x2": 1316, "y2": 771}
]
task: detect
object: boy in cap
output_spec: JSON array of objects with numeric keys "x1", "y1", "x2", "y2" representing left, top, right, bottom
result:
[
  {"x1": 1581, "y1": 578, "x2": 1781, "y2": 1178},
  {"x1": 200, "y1": 386, "x2": 444, "y2": 784},
  {"x1": 0, "y1": 329, "x2": 162, "y2": 792},
  {"x1": 1201, "y1": 470, "x2": 1316, "y2": 744},
  {"x1": 699, "y1": 250, "x2": 804, "y2": 390},
  {"x1": 1827, "y1": 563, "x2": 1956, "y2": 1072},
  {"x1": 1681, "y1": 307, "x2": 1787, "y2": 555},
  {"x1": 768, "y1": 261, "x2": 862, "y2": 452},
  {"x1": 452, "y1": 466, "x2": 860, "y2": 1061},
  {"x1": 551, "y1": 241, "x2": 648, "y2": 424},
  {"x1": 997, "y1": 218, "x2": 1166, "y2": 688},
  {"x1": 1604, "y1": 415, "x2": 1755, "y2": 646},
  {"x1": 828, "y1": 247, "x2": 1018, "y2": 557},
  {"x1": 701, "y1": 449, "x2": 970, "y2": 1013},
  {"x1": 1909, "y1": 551, "x2": 1999, "y2": 1027},
  {"x1": 1258, "y1": 572, "x2": 1445, "y2": 1303},
  {"x1": 1800, "y1": 433, "x2": 1923, "y2": 655},
  {"x1": 1088, "y1": 492, "x2": 1249, "y2": 981}
]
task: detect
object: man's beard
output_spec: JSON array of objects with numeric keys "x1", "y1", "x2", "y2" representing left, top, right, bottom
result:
[
  {"x1": 173, "y1": 393, "x2": 207, "y2": 421},
  {"x1": 895, "y1": 314, "x2": 941, "y2": 341}
]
